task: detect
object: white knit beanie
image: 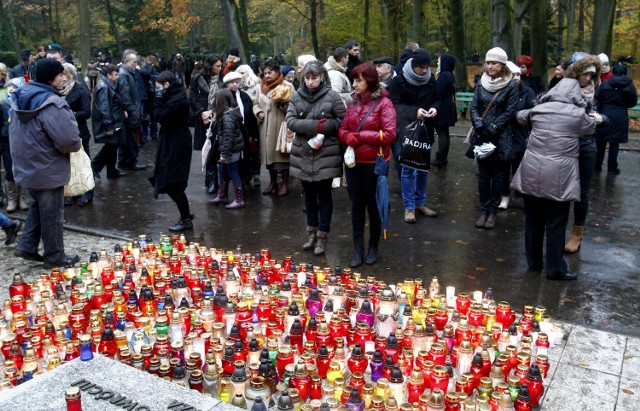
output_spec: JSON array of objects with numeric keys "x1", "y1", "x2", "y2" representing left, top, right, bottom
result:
[
  {"x1": 485, "y1": 47, "x2": 508, "y2": 64},
  {"x1": 598, "y1": 53, "x2": 609, "y2": 64},
  {"x1": 506, "y1": 61, "x2": 521, "y2": 75}
]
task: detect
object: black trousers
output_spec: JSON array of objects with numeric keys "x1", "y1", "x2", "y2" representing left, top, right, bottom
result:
[
  {"x1": 434, "y1": 126, "x2": 451, "y2": 164},
  {"x1": 478, "y1": 158, "x2": 506, "y2": 214},
  {"x1": 118, "y1": 127, "x2": 140, "y2": 168},
  {"x1": 345, "y1": 163, "x2": 381, "y2": 251},
  {"x1": 301, "y1": 179, "x2": 333, "y2": 233},
  {"x1": 166, "y1": 187, "x2": 191, "y2": 220},
  {"x1": 92, "y1": 144, "x2": 120, "y2": 175},
  {"x1": 523, "y1": 195, "x2": 571, "y2": 277}
]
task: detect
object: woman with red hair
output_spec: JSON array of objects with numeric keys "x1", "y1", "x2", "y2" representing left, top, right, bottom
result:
[
  {"x1": 339, "y1": 63, "x2": 396, "y2": 267},
  {"x1": 517, "y1": 55, "x2": 545, "y2": 95}
]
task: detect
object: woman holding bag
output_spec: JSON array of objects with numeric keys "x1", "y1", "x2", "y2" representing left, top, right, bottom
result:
[
  {"x1": 339, "y1": 63, "x2": 396, "y2": 267},
  {"x1": 286, "y1": 60, "x2": 346, "y2": 255}
]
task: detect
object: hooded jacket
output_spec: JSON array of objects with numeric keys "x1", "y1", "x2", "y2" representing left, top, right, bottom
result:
[
  {"x1": 217, "y1": 107, "x2": 245, "y2": 159},
  {"x1": 434, "y1": 54, "x2": 457, "y2": 127},
  {"x1": 563, "y1": 55, "x2": 602, "y2": 106},
  {"x1": 511, "y1": 79, "x2": 596, "y2": 202},
  {"x1": 286, "y1": 77, "x2": 346, "y2": 182},
  {"x1": 9, "y1": 81, "x2": 81, "y2": 190}
]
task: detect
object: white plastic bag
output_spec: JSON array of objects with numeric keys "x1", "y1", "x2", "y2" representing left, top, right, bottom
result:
[
  {"x1": 308, "y1": 133, "x2": 325, "y2": 150},
  {"x1": 473, "y1": 142, "x2": 497, "y2": 160},
  {"x1": 344, "y1": 146, "x2": 356, "y2": 168},
  {"x1": 65, "y1": 146, "x2": 95, "y2": 196}
]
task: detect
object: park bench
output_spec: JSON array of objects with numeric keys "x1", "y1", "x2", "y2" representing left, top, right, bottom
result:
[
  {"x1": 629, "y1": 100, "x2": 640, "y2": 119},
  {"x1": 455, "y1": 91, "x2": 474, "y2": 119}
]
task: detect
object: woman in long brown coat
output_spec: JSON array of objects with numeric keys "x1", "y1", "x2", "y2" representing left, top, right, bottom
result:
[{"x1": 253, "y1": 59, "x2": 295, "y2": 196}]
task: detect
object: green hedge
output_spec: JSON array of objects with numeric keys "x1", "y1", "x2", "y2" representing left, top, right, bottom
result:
[{"x1": 0, "y1": 51, "x2": 18, "y2": 68}]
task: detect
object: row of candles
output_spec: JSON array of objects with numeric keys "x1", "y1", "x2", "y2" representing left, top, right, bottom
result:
[{"x1": 1, "y1": 234, "x2": 560, "y2": 411}]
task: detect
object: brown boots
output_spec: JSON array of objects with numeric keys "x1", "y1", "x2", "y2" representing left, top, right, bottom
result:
[
  {"x1": 278, "y1": 170, "x2": 289, "y2": 196},
  {"x1": 564, "y1": 225, "x2": 585, "y2": 253},
  {"x1": 262, "y1": 170, "x2": 290, "y2": 196}
]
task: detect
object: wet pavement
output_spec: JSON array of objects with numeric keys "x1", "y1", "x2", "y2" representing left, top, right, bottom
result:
[
  {"x1": 1, "y1": 122, "x2": 639, "y2": 409},
  {"x1": 2, "y1": 121, "x2": 639, "y2": 338}
]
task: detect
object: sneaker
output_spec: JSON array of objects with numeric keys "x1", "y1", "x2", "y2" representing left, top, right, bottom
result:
[
  {"x1": 404, "y1": 209, "x2": 416, "y2": 223},
  {"x1": 498, "y1": 196, "x2": 510, "y2": 210},
  {"x1": 416, "y1": 205, "x2": 437, "y2": 217}
]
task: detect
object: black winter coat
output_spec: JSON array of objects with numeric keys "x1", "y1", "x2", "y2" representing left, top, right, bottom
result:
[
  {"x1": 511, "y1": 83, "x2": 537, "y2": 154},
  {"x1": 150, "y1": 84, "x2": 192, "y2": 198},
  {"x1": 286, "y1": 81, "x2": 346, "y2": 182},
  {"x1": 117, "y1": 66, "x2": 142, "y2": 129},
  {"x1": 388, "y1": 70, "x2": 442, "y2": 133},
  {"x1": 92, "y1": 76, "x2": 124, "y2": 144},
  {"x1": 470, "y1": 80, "x2": 519, "y2": 161},
  {"x1": 189, "y1": 73, "x2": 224, "y2": 150},
  {"x1": 434, "y1": 54, "x2": 457, "y2": 127},
  {"x1": 595, "y1": 75, "x2": 638, "y2": 144},
  {"x1": 65, "y1": 82, "x2": 92, "y2": 140},
  {"x1": 217, "y1": 108, "x2": 244, "y2": 159},
  {"x1": 521, "y1": 73, "x2": 545, "y2": 96}
]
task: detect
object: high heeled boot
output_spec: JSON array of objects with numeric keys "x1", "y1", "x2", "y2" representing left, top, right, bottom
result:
[
  {"x1": 262, "y1": 170, "x2": 278, "y2": 194},
  {"x1": 278, "y1": 170, "x2": 289, "y2": 196}
]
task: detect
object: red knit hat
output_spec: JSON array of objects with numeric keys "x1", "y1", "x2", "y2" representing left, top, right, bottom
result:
[{"x1": 517, "y1": 55, "x2": 533, "y2": 68}]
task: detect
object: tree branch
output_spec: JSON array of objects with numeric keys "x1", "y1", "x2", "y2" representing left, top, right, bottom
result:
[{"x1": 281, "y1": 0, "x2": 310, "y2": 21}]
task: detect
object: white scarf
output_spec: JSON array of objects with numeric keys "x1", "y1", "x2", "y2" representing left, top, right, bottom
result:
[
  {"x1": 480, "y1": 72, "x2": 513, "y2": 93},
  {"x1": 235, "y1": 90, "x2": 245, "y2": 123}
]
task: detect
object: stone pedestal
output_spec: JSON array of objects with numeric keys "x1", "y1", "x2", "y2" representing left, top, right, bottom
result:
[{"x1": 0, "y1": 354, "x2": 239, "y2": 411}]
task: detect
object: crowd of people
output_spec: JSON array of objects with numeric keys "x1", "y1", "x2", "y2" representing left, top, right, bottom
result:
[{"x1": 0, "y1": 40, "x2": 636, "y2": 280}]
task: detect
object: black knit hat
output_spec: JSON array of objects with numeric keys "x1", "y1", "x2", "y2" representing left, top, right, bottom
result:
[
  {"x1": 20, "y1": 48, "x2": 32, "y2": 61},
  {"x1": 229, "y1": 48, "x2": 240, "y2": 57},
  {"x1": 411, "y1": 49, "x2": 432, "y2": 67},
  {"x1": 36, "y1": 58, "x2": 64, "y2": 85}
]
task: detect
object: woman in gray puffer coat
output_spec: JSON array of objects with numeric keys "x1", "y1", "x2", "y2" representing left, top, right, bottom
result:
[
  {"x1": 511, "y1": 78, "x2": 596, "y2": 281},
  {"x1": 286, "y1": 60, "x2": 346, "y2": 255}
]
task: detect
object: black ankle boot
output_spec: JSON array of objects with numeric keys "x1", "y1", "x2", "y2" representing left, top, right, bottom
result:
[{"x1": 169, "y1": 218, "x2": 193, "y2": 232}]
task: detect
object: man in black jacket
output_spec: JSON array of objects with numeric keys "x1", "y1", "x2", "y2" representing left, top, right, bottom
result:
[
  {"x1": 9, "y1": 49, "x2": 34, "y2": 80},
  {"x1": 117, "y1": 49, "x2": 145, "y2": 170}
]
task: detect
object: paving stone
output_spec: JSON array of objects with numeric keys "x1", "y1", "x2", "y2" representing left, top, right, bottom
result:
[
  {"x1": 616, "y1": 378, "x2": 640, "y2": 411},
  {"x1": 621, "y1": 336, "x2": 640, "y2": 383},
  {"x1": 0, "y1": 354, "x2": 220, "y2": 411},
  {"x1": 541, "y1": 364, "x2": 619, "y2": 411},
  {"x1": 561, "y1": 325, "x2": 626, "y2": 375}
]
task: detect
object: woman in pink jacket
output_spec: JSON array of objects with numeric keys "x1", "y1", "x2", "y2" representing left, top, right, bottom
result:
[{"x1": 339, "y1": 63, "x2": 396, "y2": 267}]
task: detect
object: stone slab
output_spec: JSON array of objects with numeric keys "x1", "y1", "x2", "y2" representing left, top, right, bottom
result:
[
  {"x1": 616, "y1": 378, "x2": 640, "y2": 411},
  {"x1": 541, "y1": 363, "x2": 619, "y2": 411},
  {"x1": 621, "y1": 336, "x2": 640, "y2": 383},
  {"x1": 0, "y1": 354, "x2": 222, "y2": 411},
  {"x1": 560, "y1": 325, "x2": 626, "y2": 375}
]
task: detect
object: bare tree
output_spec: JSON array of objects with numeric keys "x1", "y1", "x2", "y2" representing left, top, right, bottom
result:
[
  {"x1": 530, "y1": 0, "x2": 548, "y2": 89},
  {"x1": 450, "y1": 0, "x2": 469, "y2": 90},
  {"x1": 78, "y1": 0, "x2": 91, "y2": 76},
  {"x1": 282, "y1": 0, "x2": 321, "y2": 60},
  {"x1": 590, "y1": 0, "x2": 617, "y2": 55},
  {"x1": 412, "y1": 0, "x2": 425, "y2": 42},
  {"x1": 383, "y1": 0, "x2": 406, "y2": 60},
  {"x1": 0, "y1": 0, "x2": 22, "y2": 57}
]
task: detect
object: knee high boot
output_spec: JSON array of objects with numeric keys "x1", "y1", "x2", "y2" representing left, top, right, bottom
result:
[
  {"x1": 278, "y1": 170, "x2": 289, "y2": 196},
  {"x1": 263, "y1": 170, "x2": 277, "y2": 194},
  {"x1": 209, "y1": 178, "x2": 228, "y2": 205},
  {"x1": 564, "y1": 225, "x2": 585, "y2": 253},
  {"x1": 225, "y1": 184, "x2": 245, "y2": 209}
]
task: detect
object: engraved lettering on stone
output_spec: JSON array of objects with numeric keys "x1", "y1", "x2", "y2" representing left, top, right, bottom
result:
[
  {"x1": 96, "y1": 390, "x2": 114, "y2": 400},
  {"x1": 87, "y1": 385, "x2": 103, "y2": 395}
]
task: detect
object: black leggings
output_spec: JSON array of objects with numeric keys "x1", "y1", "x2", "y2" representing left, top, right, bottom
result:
[{"x1": 167, "y1": 188, "x2": 191, "y2": 220}]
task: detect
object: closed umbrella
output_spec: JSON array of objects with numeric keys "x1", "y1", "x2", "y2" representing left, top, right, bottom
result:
[{"x1": 374, "y1": 132, "x2": 390, "y2": 239}]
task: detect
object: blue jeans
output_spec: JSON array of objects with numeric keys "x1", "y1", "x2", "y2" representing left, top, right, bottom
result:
[
  {"x1": 401, "y1": 166, "x2": 428, "y2": 210},
  {"x1": 218, "y1": 161, "x2": 242, "y2": 186},
  {"x1": 0, "y1": 212, "x2": 11, "y2": 229},
  {"x1": 16, "y1": 186, "x2": 66, "y2": 263}
]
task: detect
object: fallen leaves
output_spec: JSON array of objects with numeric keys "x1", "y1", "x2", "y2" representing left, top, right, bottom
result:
[
  {"x1": 622, "y1": 389, "x2": 635, "y2": 395},
  {"x1": 560, "y1": 296, "x2": 575, "y2": 303}
]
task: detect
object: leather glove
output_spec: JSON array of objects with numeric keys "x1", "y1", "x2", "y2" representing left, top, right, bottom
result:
[
  {"x1": 345, "y1": 132, "x2": 359, "y2": 147},
  {"x1": 317, "y1": 118, "x2": 326, "y2": 133},
  {"x1": 475, "y1": 126, "x2": 489, "y2": 139}
]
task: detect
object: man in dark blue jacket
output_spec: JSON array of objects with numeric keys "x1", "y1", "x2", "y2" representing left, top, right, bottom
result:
[{"x1": 9, "y1": 58, "x2": 81, "y2": 268}]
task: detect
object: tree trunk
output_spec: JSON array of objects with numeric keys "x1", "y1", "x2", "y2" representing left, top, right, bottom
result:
[
  {"x1": 565, "y1": 0, "x2": 575, "y2": 52},
  {"x1": 310, "y1": 0, "x2": 321, "y2": 60},
  {"x1": 590, "y1": 0, "x2": 617, "y2": 56},
  {"x1": 491, "y1": 0, "x2": 513, "y2": 57},
  {"x1": 556, "y1": 3, "x2": 564, "y2": 61},
  {"x1": 363, "y1": 0, "x2": 370, "y2": 55},
  {"x1": 380, "y1": 1, "x2": 389, "y2": 53},
  {"x1": 513, "y1": 0, "x2": 529, "y2": 58},
  {"x1": 530, "y1": 0, "x2": 547, "y2": 89},
  {"x1": 0, "y1": 0, "x2": 22, "y2": 58},
  {"x1": 78, "y1": 0, "x2": 91, "y2": 76},
  {"x1": 412, "y1": 0, "x2": 425, "y2": 41},
  {"x1": 237, "y1": 0, "x2": 251, "y2": 57},
  {"x1": 220, "y1": 0, "x2": 247, "y2": 62},
  {"x1": 577, "y1": 0, "x2": 585, "y2": 48},
  {"x1": 450, "y1": 0, "x2": 469, "y2": 91},
  {"x1": 384, "y1": 0, "x2": 404, "y2": 60},
  {"x1": 54, "y1": 0, "x2": 61, "y2": 44},
  {"x1": 104, "y1": 0, "x2": 122, "y2": 54}
]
